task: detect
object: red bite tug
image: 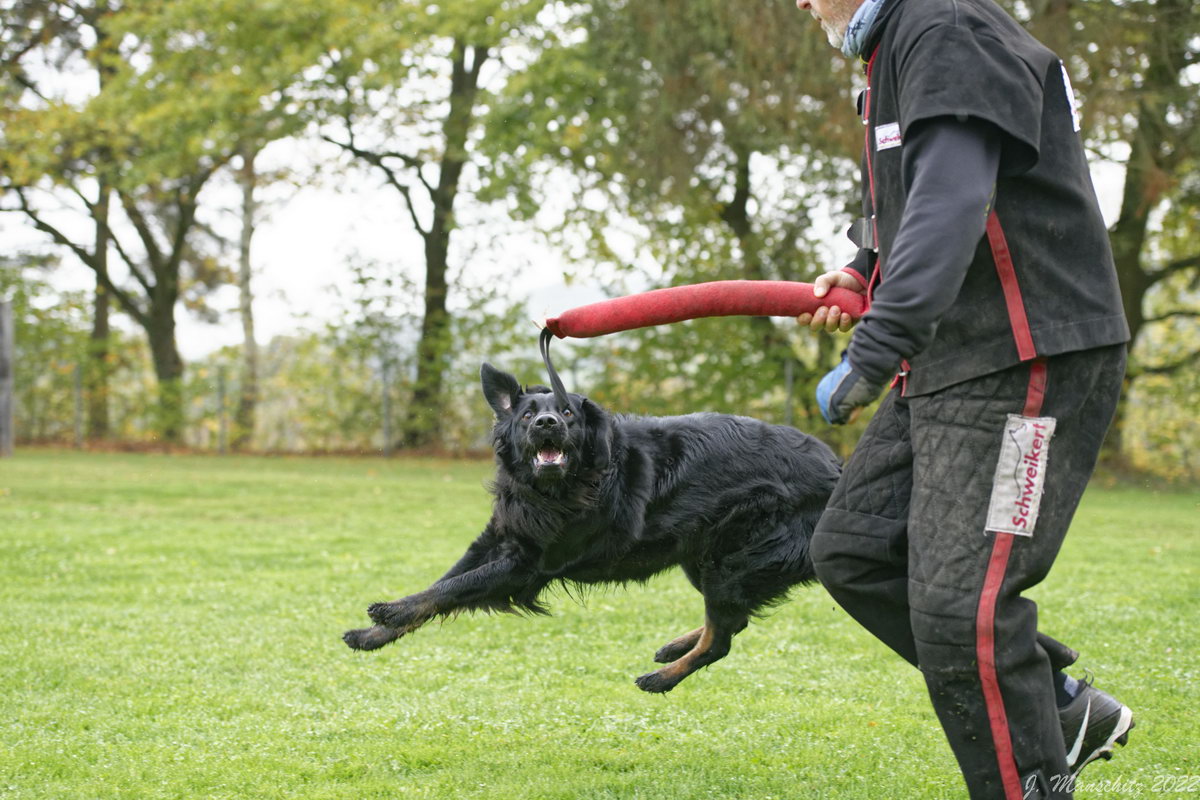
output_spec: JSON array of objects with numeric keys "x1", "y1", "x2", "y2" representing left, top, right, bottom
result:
[{"x1": 542, "y1": 280, "x2": 866, "y2": 339}]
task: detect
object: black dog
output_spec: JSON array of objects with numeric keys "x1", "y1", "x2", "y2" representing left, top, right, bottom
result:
[{"x1": 343, "y1": 363, "x2": 841, "y2": 693}]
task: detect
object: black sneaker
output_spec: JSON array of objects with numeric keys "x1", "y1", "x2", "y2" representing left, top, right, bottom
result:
[{"x1": 1059, "y1": 678, "x2": 1134, "y2": 777}]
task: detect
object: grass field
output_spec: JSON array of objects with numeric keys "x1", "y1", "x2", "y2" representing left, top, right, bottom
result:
[{"x1": 0, "y1": 450, "x2": 1196, "y2": 799}]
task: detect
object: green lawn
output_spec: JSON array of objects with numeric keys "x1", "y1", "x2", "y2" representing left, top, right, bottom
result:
[{"x1": 0, "y1": 450, "x2": 1196, "y2": 799}]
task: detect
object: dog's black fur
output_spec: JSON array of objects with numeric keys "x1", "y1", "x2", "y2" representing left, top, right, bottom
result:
[{"x1": 343, "y1": 363, "x2": 841, "y2": 693}]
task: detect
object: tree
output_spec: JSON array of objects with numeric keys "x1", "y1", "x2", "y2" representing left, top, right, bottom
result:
[
  {"x1": 315, "y1": 0, "x2": 551, "y2": 448},
  {"x1": 1, "y1": 0, "x2": 340, "y2": 441},
  {"x1": 2, "y1": 0, "x2": 116, "y2": 438},
  {"x1": 485, "y1": 0, "x2": 862, "y2": 426},
  {"x1": 1015, "y1": 0, "x2": 1200, "y2": 458},
  {"x1": 233, "y1": 143, "x2": 260, "y2": 450}
]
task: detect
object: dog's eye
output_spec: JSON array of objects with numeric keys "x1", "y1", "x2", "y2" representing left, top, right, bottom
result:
[
  {"x1": 562, "y1": 408, "x2": 573, "y2": 418},
  {"x1": 521, "y1": 411, "x2": 532, "y2": 420}
]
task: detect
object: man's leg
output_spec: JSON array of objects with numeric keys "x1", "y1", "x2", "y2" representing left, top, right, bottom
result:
[
  {"x1": 811, "y1": 389, "x2": 919, "y2": 662},
  {"x1": 811, "y1": 392, "x2": 1081, "y2": 673},
  {"x1": 811, "y1": 345, "x2": 1127, "y2": 799},
  {"x1": 905, "y1": 345, "x2": 1126, "y2": 799}
]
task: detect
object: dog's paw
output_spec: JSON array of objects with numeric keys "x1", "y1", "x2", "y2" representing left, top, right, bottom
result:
[
  {"x1": 634, "y1": 670, "x2": 679, "y2": 694},
  {"x1": 343, "y1": 626, "x2": 400, "y2": 651},
  {"x1": 653, "y1": 642, "x2": 691, "y2": 664},
  {"x1": 367, "y1": 599, "x2": 422, "y2": 629}
]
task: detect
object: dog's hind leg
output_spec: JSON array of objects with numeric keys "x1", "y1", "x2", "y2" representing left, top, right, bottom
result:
[
  {"x1": 653, "y1": 626, "x2": 704, "y2": 664},
  {"x1": 635, "y1": 609, "x2": 748, "y2": 694}
]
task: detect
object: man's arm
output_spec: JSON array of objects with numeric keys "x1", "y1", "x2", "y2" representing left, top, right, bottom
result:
[
  {"x1": 845, "y1": 115, "x2": 1003, "y2": 385},
  {"x1": 816, "y1": 116, "x2": 1005, "y2": 425}
]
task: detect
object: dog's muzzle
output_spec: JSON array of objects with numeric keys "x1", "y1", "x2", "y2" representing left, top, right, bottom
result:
[
  {"x1": 530, "y1": 414, "x2": 569, "y2": 471},
  {"x1": 535, "y1": 447, "x2": 567, "y2": 468}
]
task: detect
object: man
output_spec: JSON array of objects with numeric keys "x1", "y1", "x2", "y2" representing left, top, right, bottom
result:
[{"x1": 793, "y1": 0, "x2": 1134, "y2": 797}]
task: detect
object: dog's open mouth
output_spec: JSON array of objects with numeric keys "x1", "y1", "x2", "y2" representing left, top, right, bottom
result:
[{"x1": 534, "y1": 447, "x2": 568, "y2": 469}]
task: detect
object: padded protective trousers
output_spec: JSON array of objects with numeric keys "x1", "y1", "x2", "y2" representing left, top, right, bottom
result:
[{"x1": 811, "y1": 345, "x2": 1125, "y2": 799}]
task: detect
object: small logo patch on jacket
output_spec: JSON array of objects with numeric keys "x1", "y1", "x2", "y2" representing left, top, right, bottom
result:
[
  {"x1": 875, "y1": 122, "x2": 902, "y2": 151},
  {"x1": 986, "y1": 414, "x2": 1057, "y2": 536}
]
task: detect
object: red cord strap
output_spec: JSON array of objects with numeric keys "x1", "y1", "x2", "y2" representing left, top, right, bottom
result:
[{"x1": 543, "y1": 280, "x2": 867, "y2": 339}]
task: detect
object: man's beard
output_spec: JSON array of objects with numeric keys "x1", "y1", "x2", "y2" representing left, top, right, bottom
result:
[
  {"x1": 821, "y1": 17, "x2": 845, "y2": 49},
  {"x1": 810, "y1": 6, "x2": 851, "y2": 50}
]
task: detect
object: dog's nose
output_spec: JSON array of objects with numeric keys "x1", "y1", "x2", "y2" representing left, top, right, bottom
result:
[{"x1": 533, "y1": 413, "x2": 560, "y2": 429}]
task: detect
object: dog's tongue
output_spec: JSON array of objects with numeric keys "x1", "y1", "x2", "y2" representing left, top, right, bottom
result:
[{"x1": 538, "y1": 447, "x2": 563, "y2": 464}]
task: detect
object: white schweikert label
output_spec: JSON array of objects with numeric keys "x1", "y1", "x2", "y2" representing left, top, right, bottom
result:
[
  {"x1": 986, "y1": 414, "x2": 1058, "y2": 537},
  {"x1": 875, "y1": 121, "x2": 902, "y2": 151}
]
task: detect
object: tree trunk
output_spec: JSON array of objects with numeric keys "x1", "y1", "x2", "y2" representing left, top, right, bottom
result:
[
  {"x1": 719, "y1": 146, "x2": 789, "y2": 381},
  {"x1": 147, "y1": 307, "x2": 185, "y2": 444},
  {"x1": 0, "y1": 301, "x2": 13, "y2": 457},
  {"x1": 87, "y1": 182, "x2": 111, "y2": 440},
  {"x1": 400, "y1": 41, "x2": 486, "y2": 449},
  {"x1": 233, "y1": 143, "x2": 259, "y2": 451},
  {"x1": 87, "y1": 279, "x2": 110, "y2": 440},
  {"x1": 1096, "y1": 0, "x2": 1190, "y2": 466}
]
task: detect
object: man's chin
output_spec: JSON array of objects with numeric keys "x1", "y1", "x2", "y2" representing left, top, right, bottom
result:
[{"x1": 823, "y1": 21, "x2": 845, "y2": 50}]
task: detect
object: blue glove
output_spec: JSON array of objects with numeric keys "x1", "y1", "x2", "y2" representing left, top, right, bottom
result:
[{"x1": 816, "y1": 357, "x2": 887, "y2": 425}]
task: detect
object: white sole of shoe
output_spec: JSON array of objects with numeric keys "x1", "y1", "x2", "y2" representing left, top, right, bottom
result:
[{"x1": 1072, "y1": 705, "x2": 1134, "y2": 777}]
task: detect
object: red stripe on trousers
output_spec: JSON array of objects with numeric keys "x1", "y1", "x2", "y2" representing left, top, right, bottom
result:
[
  {"x1": 977, "y1": 533, "x2": 1023, "y2": 800},
  {"x1": 977, "y1": 359, "x2": 1049, "y2": 800}
]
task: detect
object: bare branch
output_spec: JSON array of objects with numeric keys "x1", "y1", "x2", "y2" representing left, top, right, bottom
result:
[
  {"x1": 14, "y1": 188, "x2": 149, "y2": 326},
  {"x1": 1149, "y1": 253, "x2": 1200, "y2": 282},
  {"x1": 116, "y1": 189, "x2": 165, "y2": 273},
  {"x1": 62, "y1": 180, "x2": 100, "y2": 218},
  {"x1": 323, "y1": 134, "x2": 431, "y2": 238},
  {"x1": 374, "y1": 148, "x2": 426, "y2": 173},
  {"x1": 1145, "y1": 309, "x2": 1200, "y2": 324},
  {"x1": 107, "y1": 230, "x2": 155, "y2": 296},
  {"x1": 14, "y1": 188, "x2": 93, "y2": 267},
  {"x1": 1136, "y1": 348, "x2": 1200, "y2": 376}
]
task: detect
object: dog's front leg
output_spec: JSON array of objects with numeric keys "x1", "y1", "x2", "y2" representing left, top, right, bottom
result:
[
  {"x1": 344, "y1": 556, "x2": 526, "y2": 652},
  {"x1": 365, "y1": 556, "x2": 529, "y2": 630},
  {"x1": 342, "y1": 625, "x2": 402, "y2": 651}
]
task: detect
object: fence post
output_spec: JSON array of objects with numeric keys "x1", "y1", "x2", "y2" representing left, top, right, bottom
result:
[
  {"x1": 0, "y1": 300, "x2": 13, "y2": 457},
  {"x1": 74, "y1": 363, "x2": 84, "y2": 448}
]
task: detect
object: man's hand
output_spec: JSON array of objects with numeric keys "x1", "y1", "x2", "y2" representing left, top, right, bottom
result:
[
  {"x1": 797, "y1": 270, "x2": 866, "y2": 332},
  {"x1": 816, "y1": 356, "x2": 887, "y2": 425}
]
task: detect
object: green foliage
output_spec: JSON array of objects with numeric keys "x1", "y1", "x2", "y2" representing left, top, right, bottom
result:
[
  {"x1": 1124, "y1": 274, "x2": 1200, "y2": 482},
  {"x1": 0, "y1": 258, "x2": 89, "y2": 440},
  {"x1": 0, "y1": 257, "x2": 167, "y2": 443},
  {"x1": 1, "y1": 0, "x2": 1197, "y2": 471},
  {"x1": 1, "y1": 0, "x2": 355, "y2": 443},
  {"x1": 480, "y1": 0, "x2": 868, "y2": 438},
  {"x1": 0, "y1": 451, "x2": 1196, "y2": 798}
]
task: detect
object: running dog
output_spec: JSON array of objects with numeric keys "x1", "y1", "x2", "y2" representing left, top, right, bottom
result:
[{"x1": 343, "y1": 363, "x2": 840, "y2": 693}]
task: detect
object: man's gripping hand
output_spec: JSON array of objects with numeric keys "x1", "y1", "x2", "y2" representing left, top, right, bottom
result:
[
  {"x1": 816, "y1": 356, "x2": 886, "y2": 425},
  {"x1": 796, "y1": 270, "x2": 866, "y2": 333}
]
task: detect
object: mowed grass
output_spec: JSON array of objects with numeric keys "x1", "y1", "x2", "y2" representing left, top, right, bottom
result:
[{"x1": 0, "y1": 451, "x2": 1196, "y2": 800}]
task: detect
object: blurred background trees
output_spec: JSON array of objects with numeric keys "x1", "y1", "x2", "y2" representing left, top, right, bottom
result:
[{"x1": 1, "y1": 0, "x2": 1196, "y2": 480}]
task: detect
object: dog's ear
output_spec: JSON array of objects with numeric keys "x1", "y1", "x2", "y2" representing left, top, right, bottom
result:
[
  {"x1": 582, "y1": 397, "x2": 613, "y2": 470},
  {"x1": 481, "y1": 363, "x2": 522, "y2": 417}
]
